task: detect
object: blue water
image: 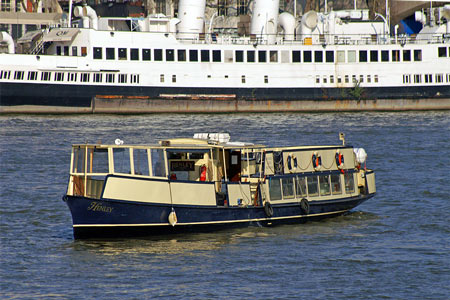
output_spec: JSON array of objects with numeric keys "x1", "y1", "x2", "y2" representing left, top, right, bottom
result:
[{"x1": 0, "y1": 112, "x2": 449, "y2": 299}]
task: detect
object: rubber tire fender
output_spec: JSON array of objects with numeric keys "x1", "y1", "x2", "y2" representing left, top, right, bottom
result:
[
  {"x1": 300, "y1": 198, "x2": 310, "y2": 215},
  {"x1": 264, "y1": 201, "x2": 274, "y2": 217}
]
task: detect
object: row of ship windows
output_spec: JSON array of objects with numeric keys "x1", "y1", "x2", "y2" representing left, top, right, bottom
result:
[
  {"x1": 84, "y1": 46, "x2": 432, "y2": 64},
  {"x1": 316, "y1": 74, "x2": 379, "y2": 84},
  {"x1": 0, "y1": 70, "x2": 140, "y2": 84},
  {"x1": 402, "y1": 73, "x2": 450, "y2": 84},
  {"x1": 268, "y1": 173, "x2": 355, "y2": 201}
]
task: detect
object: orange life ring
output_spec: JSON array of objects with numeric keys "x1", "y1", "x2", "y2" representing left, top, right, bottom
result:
[{"x1": 312, "y1": 152, "x2": 321, "y2": 171}]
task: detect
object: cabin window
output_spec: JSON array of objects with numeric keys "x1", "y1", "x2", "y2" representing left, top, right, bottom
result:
[
  {"x1": 269, "y1": 177, "x2": 282, "y2": 201},
  {"x1": 360, "y1": 75, "x2": 364, "y2": 83},
  {"x1": 142, "y1": 49, "x2": 151, "y2": 61},
  {"x1": 14, "y1": 71, "x2": 24, "y2": 80},
  {"x1": 27, "y1": 71, "x2": 38, "y2": 80},
  {"x1": 189, "y1": 50, "x2": 198, "y2": 62},
  {"x1": 247, "y1": 50, "x2": 255, "y2": 62},
  {"x1": 72, "y1": 147, "x2": 85, "y2": 173},
  {"x1": 367, "y1": 75, "x2": 371, "y2": 83},
  {"x1": 381, "y1": 50, "x2": 389, "y2": 62},
  {"x1": 106, "y1": 47, "x2": 115, "y2": 60},
  {"x1": 292, "y1": 50, "x2": 301, "y2": 63},
  {"x1": 347, "y1": 50, "x2": 356, "y2": 63},
  {"x1": 154, "y1": 49, "x2": 163, "y2": 61},
  {"x1": 425, "y1": 74, "x2": 432, "y2": 83},
  {"x1": 1, "y1": 70, "x2": 11, "y2": 79},
  {"x1": 258, "y1": 50, "x2": 266, "y2": 63},
  {"x1": 282, "y1": 177, "x2": 295, "y2": 199},
  {"x1": 325, "y1": 50, "x2": 334, "y2": 63},
  {"x1": 178, "y1": 49, "x2": 186, "y2": 61},
  {"x1": 438, "y1": 47, "x2": 447, "y2": 57},
  {"x1": 212, "y1": 50, "x2": 221, "y2": 62},
  {"x1": 370, "y1": 50, "x2": 378, "y2": 62},
  {"x1": 414, "y1": 74, "x2": 421, "y2": 83},
  {"x1": 133, "y1": 149, "x2": 149, "y2": 176},
  {"x1": 403, "y1": 74, "x2": 411, "y2": 84},
  {"x1": 54, "y1": 72, "x2": 64, "y2": 81},
  {"x1": 352, "y1": 75, "x2": 357, "y2": 83},
  {"x1": 331, "y1": 174, "x2": 342, "y2": 195},
  {"x1": 319, "y1": 175, "x2": 331, "y2": 196},
  {"x1": 264, "y1": 75, "x2": 268, "y2": 83},
  {"x1": 337, "y1": 76, "x2": 342, "y2": 83},
  {"x1": 72, "y1": 46, "x2": 77, "y2": 56},
  {"x1": 296, "y1": 176, "x2": 307, "y2": 197},
  {"x1": 57, "y1": 46, "x2": 61, "y2": 55},
  {"x1": 131, "y1": 74, "x2": 139, "y2": 84},
  {"x1": 64, "y1": 46, "x2": 69, "y2": 56},
  {"x1": 81, "y1": 73, "x2": 90, "y2": 82},
  {"x1": 172, "y1": 75, "x2": 176, "y2": 83},
  {"x1": 93, "y1": 73, "x2": 102, "y2": 83},
  {"x1": 106, "y1": 73, "x2": 115, "y2": 83},
  {"x1": 345, "y1": 75, "x2": 349, "y2": 83},
  {"x1": 89, "y1": 148, "x2": 109, "y2": 173},
  {"x1": 330, "y1": 75, "x2": 334, "y2": 83},
  {"x1": 315, "y1": 75, "x2": 320, "y2": 84},
  {"x1": 337, "y1": 50, "x2": 345, "y2": 63},
  {"x1": 118, "y1": 48, "x2": 127, "y2": 60},
  {"x1": 303, "y1": 50, "x2": 312, "y2": 63},
  {"x1": 93, "y1": 47, "x2": 102, "y2": 59},
  {"x1": 201, "y1": 50, "x2": 210, "y2": 62},
  {"x1": 414, "y1": 49, "x2": 422, "y2": 61},
  {"x1": 403, "y1": 50, "x2": 411, "y2": 61},
  {"x1": 118, "y1": 74, "x2": 127, "y2": 83},
  {"x1": 130, "y1": 48, "x2": 139, "y2": 60},
  {"x1": 307, "y1": 176, "x2": 319, "y2": 196},
  {"x1": 270, "y1": 51, "x2": 278, "y2": 63},
  {"x1": 344, "y1": 173, "x2": 355, "y2": 193},
  {"x1": 374, "y1": 74, "x2": 379, "y2": 83},
  {"x1": 314, "y1": 51, "x2": 323, "y2": 63},
  {"x1": 41, "y1": 71, "x2": 51, "y2": 81},
  {"x1": 224, "y1": 50, "x2": 233, "y2": 63},
  {"x1": 113, "y1": 148, "x2": 131, "y2": 174},
  {"x1": 166, "y1": 49, "x2": 174, "y2": 61},
  {"x1": 236, "y1": 50, "x2": 244, "y2": 62},
  {"x1": 359, "y1": 50, "x2": 367, "y2": 62},
  {"x1": 81, "y1": 47, "x2": 87, "y2": 56},
  {"x1": 241, "y1": 75, "x2": 246, "y2": 83},
  {"x1": 323, "y1": 76, "x2": 327, "y2": 84},
  {"x1": 160, "y1": 74, "x2": 164, "y2": 83},
  {"x1": 151, "y1": 149, "x2": 166, "y2": 177},
  {"x1": 392, "y1": 50, "x2": 400, "y2": 62}
]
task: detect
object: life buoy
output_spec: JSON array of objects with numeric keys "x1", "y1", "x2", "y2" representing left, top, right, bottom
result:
[
  {"x1": 300, "y1": 198, "x2": 310, "y2": 215},
  {"x1": 200, "y1": 165, "x2": 207, "y2": 181},
  {"x1": 335, "y1": 151, "x2": 345, "y2": 171},
  {"x1": 168, "y1": 208, "x2": 177, "y2": 226},
  {"x1": 287, "y1": 154, "x2": 298, "y2": 171},
  {"x1": 312, "y1": 152, "x2": 321, "y2": 171},
  {"x1": 264, "y1": 201, "x2": 273, "y2": 217}
]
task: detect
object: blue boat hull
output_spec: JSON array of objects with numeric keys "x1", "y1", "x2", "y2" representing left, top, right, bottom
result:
[{"x1": 63, "y1": 194, "x2": 374, "y2": 239}]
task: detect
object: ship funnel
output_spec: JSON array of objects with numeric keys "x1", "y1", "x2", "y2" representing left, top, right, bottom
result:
[
  {"x1": 250, "y1": 0, "x2": 279, "y2": 44},
  {"x1": 278, "y1": 12, "x2": 296, "y2": 41},
  {"x1": 0, "y1": 31, "x2": 15, "y2": 54},
  {"x1": 177, "y1": 0, "x2": 206, "y2": 39},
  {"x1": 301, "y1": 10, "x2": 318, "y2": 43}
]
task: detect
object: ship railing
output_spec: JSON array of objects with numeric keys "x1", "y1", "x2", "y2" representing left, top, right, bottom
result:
[{"x1": 176, "y1": 32, "x2": 448, "y2": 46}]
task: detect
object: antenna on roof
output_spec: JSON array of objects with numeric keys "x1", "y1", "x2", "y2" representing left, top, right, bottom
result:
[{"x1": 339, "y1": 132, "x2": 345, "y2": 146}]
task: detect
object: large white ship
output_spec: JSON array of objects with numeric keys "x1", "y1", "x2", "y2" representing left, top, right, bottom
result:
[{"x1": 0, "y1": 0, "x2": 449, "y2": 113}]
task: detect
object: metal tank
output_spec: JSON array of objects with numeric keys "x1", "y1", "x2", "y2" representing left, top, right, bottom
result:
[
  {"x1": 177, "y1": 0, "x2": 206, "y2": 39},
  {"x1": 250, "y1": 0, "x2": 279, "y2": 44}
]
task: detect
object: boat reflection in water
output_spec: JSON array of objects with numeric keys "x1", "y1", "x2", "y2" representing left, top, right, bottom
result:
[{"x1": 63, "y1": 133, "x2": 376, "y2": 239}]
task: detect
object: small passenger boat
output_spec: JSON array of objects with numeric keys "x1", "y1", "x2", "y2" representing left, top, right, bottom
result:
[{"x1": 63, "y1": 133, "x2": 376, "y2": 239}]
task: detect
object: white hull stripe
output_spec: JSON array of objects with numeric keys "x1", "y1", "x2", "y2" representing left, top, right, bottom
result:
[{"x1": 73, "y1": 209, "x2": 348, "y2": 228}]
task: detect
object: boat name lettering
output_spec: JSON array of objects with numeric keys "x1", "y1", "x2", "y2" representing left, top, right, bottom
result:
[
  {"x1": 170, "y1": 161, "x2": 195, "y2": 171},
  {"x1": 87, "y1": 202, "x2": 113, "y2": 213},
  {"x1": 56, "y1": 31, "x2": 69, "y2": 36}
]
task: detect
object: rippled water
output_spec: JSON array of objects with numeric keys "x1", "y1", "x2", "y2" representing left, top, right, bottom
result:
[{"x1": 0, "y1": 112, "x2": 449, "y2": 299}]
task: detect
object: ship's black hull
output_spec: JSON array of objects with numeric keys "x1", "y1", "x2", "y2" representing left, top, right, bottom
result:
[
  {"x1": 63, "y1": 194, "x2": 374, "y2": 239},
  {"x1": 1, "y1": 82, "x2": 450, "y2": 111}
]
